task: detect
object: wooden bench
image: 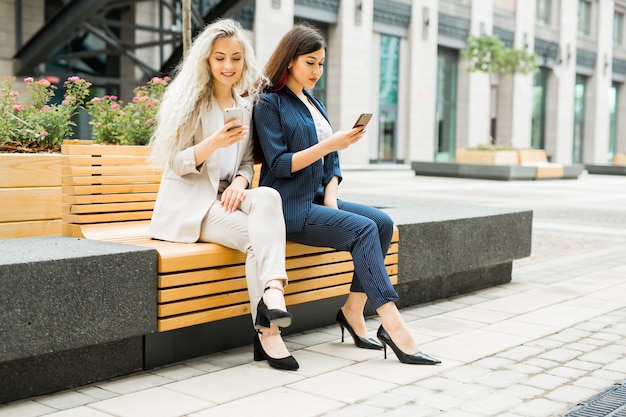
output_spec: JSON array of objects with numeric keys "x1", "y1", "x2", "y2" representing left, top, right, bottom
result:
[
  {"x1": 517, "y1": 149, "x2": 564, "y2": 178},
  {"x1": 61, "y1": 144, "x2": 399, "y2": 332}
]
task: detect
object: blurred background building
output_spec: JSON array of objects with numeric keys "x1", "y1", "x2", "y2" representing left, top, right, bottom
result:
[{"x1": 1, "y1": 0, "x2": 625, "y2": 166}]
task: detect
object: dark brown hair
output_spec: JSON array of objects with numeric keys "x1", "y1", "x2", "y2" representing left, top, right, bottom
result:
[{"x1": 263, "y1": 24, "x2": 327, "y2": 91}]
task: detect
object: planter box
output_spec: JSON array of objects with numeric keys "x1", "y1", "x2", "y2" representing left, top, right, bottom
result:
[
  {"x1": 455, "y1": 148, "x2": 519, "y2": 165},
  {"x1": 0, "y1": 153, "x2": 62, "y2": 238}
]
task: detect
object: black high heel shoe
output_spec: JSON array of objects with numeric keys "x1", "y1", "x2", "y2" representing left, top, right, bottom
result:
[
  {"x1": 336, "y1": 309, "x2": 383, "y2": 350},
  {"x1": 253, "y1": 331, "x2": 299, "y2": 371},
  {"x1": 255, "y1": 286, "x2": 293, "y2": 328},
  {"x1": 376, "y1": 325, "x2": 441, "y2": 365}
]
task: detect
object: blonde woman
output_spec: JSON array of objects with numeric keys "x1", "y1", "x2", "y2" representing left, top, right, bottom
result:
[{"x1": 148, "y1": 19, "x2": 298, "y2": 370}]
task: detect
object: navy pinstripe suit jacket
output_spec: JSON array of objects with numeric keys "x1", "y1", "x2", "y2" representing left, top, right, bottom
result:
[{"x1": 253, "y1": 87, "x2": 342, "y2": 234}]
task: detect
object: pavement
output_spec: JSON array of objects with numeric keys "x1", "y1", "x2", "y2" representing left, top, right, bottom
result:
[{"x1": 1, "y1": 168, "x2": 625, "y2": 417}]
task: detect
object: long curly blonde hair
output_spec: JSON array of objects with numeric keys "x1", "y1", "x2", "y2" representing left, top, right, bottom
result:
[{"x1": 149, "y1": 19, "x2": 264, "y2": 167}]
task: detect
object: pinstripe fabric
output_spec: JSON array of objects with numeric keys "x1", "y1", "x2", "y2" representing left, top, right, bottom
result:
[{"x1": 253, "y1": 87, "x2": 399, "y2": 310}]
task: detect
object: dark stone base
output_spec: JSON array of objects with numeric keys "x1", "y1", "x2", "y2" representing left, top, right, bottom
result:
[
  {"x1": 395, "y1": 262, "x2": 512, "y2": 308},
  {"x1": 585, "y1": 164, "x2": 626, "y2": 175},
  {"x1": 412, "y1": 161, "x2": 584, "y2": 180},
  {"x1": 0, "y1": 337, "x2": 143, "y2": 404},
  {"x1": 145, "y1": 297, "x2": 347, "y2": 369}
]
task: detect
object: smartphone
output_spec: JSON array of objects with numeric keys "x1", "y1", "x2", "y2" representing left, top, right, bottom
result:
[
  {"x1": 224, "y1": 107, "x2": 244, "y2": 130},
  {"x1": 353, "y1": 113, "x2": 373, "y2": 128}
]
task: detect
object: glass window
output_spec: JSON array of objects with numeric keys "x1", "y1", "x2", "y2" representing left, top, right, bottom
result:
[
  {"x1": 378, "y1": 35, "x2": 400, "y2": 162},
  {"x1": 536, "y1": 0, "x2": 551, "y2": 26},
  {"x1": 531, "y1": 68, "x2": 548, "y2": 149},
  {"x1": 609, "y1": 83, "x2": 618, "y2": 162},
  {"x1": 436, "y1": 48, "x2": 458, "y2": 162},
  {"x1": 614, "y1": 12, "x2": 624, "y2": 46},
  {"x1": 572, "y1": 74, "x2": 587, "y2": 163},
  {"x1": 578, "y1": 0, "x2": 591, "y2": 36}
]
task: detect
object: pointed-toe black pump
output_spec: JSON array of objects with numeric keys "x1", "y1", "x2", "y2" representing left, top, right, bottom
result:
[
  {"x1": 336, "y1": 309, "x2": 383, "y2": 350},
  {"x1": 255, "y1": 286, "x2": 293, "y2": 328},
  {"x1": 253, "y1": 331, "x2": 299, "y2": 371},
  {"x1": 376, "y1": 325, "x2": 441, "y2": 365}
]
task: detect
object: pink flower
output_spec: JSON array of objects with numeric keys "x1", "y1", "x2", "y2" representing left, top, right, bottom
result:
[
  {"x1": 145, "y1": 119, "x2": 153, "y2": 126},
  {"x1": 24, "y1": 77, "x2": 34, "y2": 83},
  {"x1": 13, "y1": 104, "x2": 24, "y2": 112},
  {"x1": 110, "y1": 104, "x2": 119, "y2": 110},
  {"x1": 132, "y1": 96, "x2": 139, "y2": 102},
  {"x1": 67, "y1": 76, "x2": 80, "y2": 82},
  {"x1": 38, "y1": 79, "x2": 51, "y2": 87},
  {"x1": 39, "y1": 131, "x2": 48, "y2": 137}
]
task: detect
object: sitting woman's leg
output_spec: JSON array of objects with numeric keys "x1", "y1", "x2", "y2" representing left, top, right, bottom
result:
[{"x1": 200, "y1": 187, "x2": 297, "y2": 369}]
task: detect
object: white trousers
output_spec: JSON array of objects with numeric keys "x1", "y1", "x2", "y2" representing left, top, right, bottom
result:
[{"x1": 199, "y1": 186, "x2": 288, "y2": 327}]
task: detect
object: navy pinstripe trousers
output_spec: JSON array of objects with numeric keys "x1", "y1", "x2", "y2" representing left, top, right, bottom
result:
[{"x1": 287, "y1": 200, "x2": 399, "y2": 310}]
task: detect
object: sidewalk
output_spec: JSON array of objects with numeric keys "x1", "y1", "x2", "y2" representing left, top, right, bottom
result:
[{"x1": 2, "y1": 170, "x2": 625, "y2": 417}]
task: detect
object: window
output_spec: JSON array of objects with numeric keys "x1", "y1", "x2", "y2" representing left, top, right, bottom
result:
[
  {"x1": 578, "y1": 0, "x2": 591, "y2": 36},
  {"x1": 378, "y1": 35, "x2": 400, "y2": 162},
  {"x1": 536, "y1": 0, "x2": 551, "y2": 26},
  {"x1": 614, "y1": 12, "x2": 624, "y2": 46}
]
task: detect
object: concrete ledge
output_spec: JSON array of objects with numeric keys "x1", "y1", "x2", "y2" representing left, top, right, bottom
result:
[
  {"x1": 412, "y1": 161, "x2": 584, "y2": 180},
  {"x1": 0, "y1": 236, "x2": 157, "y2": 403},
  {"x1": 585, "y1": 164, "x2": 626, "y2": 176}
]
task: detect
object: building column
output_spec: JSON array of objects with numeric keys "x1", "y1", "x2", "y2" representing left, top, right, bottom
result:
[
  {"x1": 545, "y1": 0, "x2": 577, "y2": 164},
  {"x1": 583, "y1": 0, "x2": 614, "y2": 164},
  {"x1": 253, "y1": 0, "x2": 294, "y2": 67},
  {"x1": 407, "y1": 0, "x2": 438, "y2": 162},
  {"x1": 456, "y1": 0, "x2": 493, "y2": 149},
  {"x1": 327, "y1": 0, "x2": 374, "y2": 165},
  {"x1": 496, "y1": 1, "x2": 536, "y2": 150}
]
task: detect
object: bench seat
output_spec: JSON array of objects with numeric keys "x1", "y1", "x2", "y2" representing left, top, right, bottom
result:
[{"x1": 62, "y1": 144, "x2": 398, "y2": 332}]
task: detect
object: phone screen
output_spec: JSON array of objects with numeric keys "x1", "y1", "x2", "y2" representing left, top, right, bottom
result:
[{"x1": 353, "y1": 113, "x2": 372, "y2": 128}]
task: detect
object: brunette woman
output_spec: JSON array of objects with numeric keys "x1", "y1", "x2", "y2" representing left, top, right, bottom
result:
[{"x1": 253, "y1": 24, "x2": 440, "y2": 365}]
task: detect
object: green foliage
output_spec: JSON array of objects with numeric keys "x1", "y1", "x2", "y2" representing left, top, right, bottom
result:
[
  {"x1": 86, "y1": 76, "x2": 170, "y2": 145},
  {"x1": 462, "y1": 35, "x2": 538, "y2": 75},
  {"x1": 0, "y1": 76, "x2": 91, "y2": 149}
]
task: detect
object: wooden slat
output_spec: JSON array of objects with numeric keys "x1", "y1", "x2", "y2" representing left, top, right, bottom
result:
[
  {"x1": 0, "y1": 220, "x2": 61, "y2": 239},
  {"x1": 62, "y1": 174, "x2": 161, "y2": 186},
  {"x1": 62, "y1": 210, "x2": 153, "y2": 224},
  {"x1": 63, "y1": 192, "x2": 158, "y2": 205},
  {"x1": 157, "y1": 304, "x2": 250, "y2": 331},
  {"x1": 159, "y1": 278, "x2": 248, "y2": 303},
  {"x1": 159, "y1": 265, "x2": 246, "y2": 288},
  {"x1": 158, "y1": 290, "x2": 249, "y2": 316},
  {"x1": 62, "y1": 183, "x2": 160, "y2": 195},
  {"x1": 62, "y1": 144, "x2": 152, "y2": 156},
  {"x1": 64, "y1": 201, "x2": 155, "y2": 214},
  {"x1": 62, "y1": 154, "x2": 157, "y2": 167},
  {"x1": 62, "y1": 164, "x2": 159, "y2": 176},
  {"x1": 0, "y1": 154, "x2": 61, "y2": 187},
  {"x1": 0, "y1": 187, "x2": 61, "y2": 221}
]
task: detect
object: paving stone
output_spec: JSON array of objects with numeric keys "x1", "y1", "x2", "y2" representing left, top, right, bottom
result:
[{"x1": 526, "y1": 374, "x2": 569, "y2": 390}]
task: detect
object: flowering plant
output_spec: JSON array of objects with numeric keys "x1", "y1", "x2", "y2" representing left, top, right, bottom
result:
[
  {"x1": 86, "y1": 76, "x2": 170, "y2": 146},
  {"x1": 0, "y1": 76, "x2": 91, "y2": 152}
]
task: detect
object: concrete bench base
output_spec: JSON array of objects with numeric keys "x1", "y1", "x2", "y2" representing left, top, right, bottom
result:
[
  {"x1": 0, "y1": 236, "x2": 156, "y2": 403},
  {"x1": 585, "y1": 164, "x2": 626, "y2": 176},
  {"x1": 412, "y1": 161, "x2": 584, "y2": 180}
]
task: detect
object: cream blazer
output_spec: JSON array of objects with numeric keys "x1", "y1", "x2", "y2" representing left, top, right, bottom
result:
[{"x1": 148, "y1": 95, "x2": 254, "y2": 243}]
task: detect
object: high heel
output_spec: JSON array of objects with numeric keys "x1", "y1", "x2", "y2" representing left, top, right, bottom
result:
[
  {"x1": 376, "y1": 325, "x2": 441, "y2": 365},
  {"x1": 255, "y1": 286, "x2": 293, "y2": 328},
  {"x1": 253, "y1": 331, "x2": 299, "y2": 371},
  {"x1": 336, "y1": 309, "x2": 383, "y2": 350}
]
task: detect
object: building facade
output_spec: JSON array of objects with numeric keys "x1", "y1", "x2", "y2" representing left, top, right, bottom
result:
[{"x1": 2, "y1": 0, "x2": 625, "y2": 165}]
